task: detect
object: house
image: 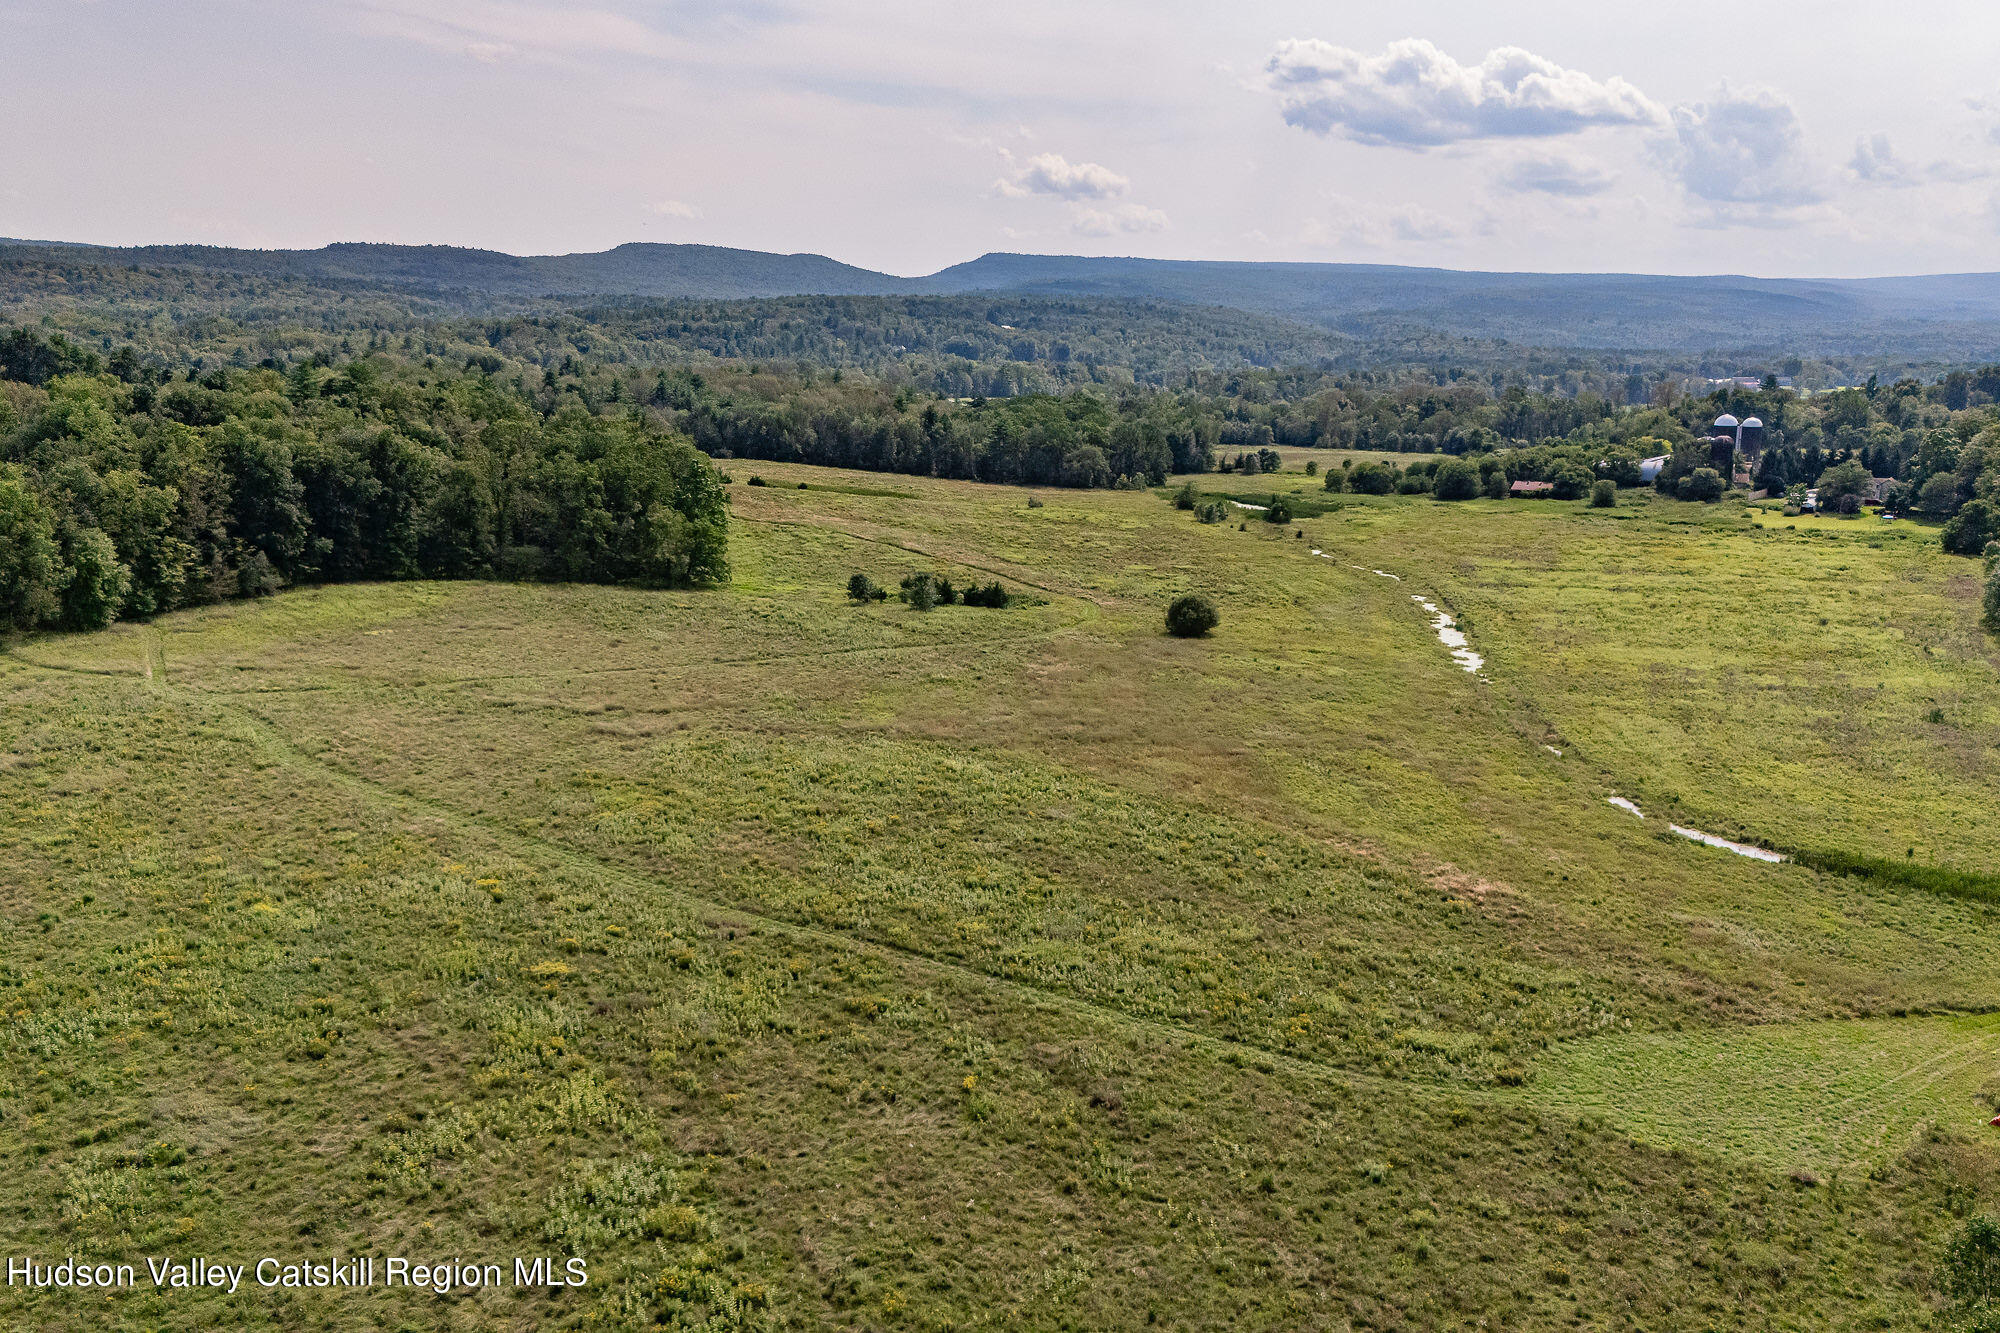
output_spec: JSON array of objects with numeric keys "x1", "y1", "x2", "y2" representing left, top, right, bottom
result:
[
  {"x1": 1869, "y1": 476, "x2": 1896, "y2": 504},
  {"x1": 1510, "y1": 480, "x2": 1554, "y2": 497}
]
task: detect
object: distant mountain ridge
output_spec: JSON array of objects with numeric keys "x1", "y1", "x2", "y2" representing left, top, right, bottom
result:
[
  {"x1": 8, "y1": 237, "x2": 2000, "y2": 355},
  {"x1": 0, "y1": 240, "x2": 910, "y2": 301}
]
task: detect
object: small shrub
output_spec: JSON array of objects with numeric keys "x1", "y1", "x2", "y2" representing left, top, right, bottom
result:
[
  {"x1": 1026, "y1": 495, "x2": 1044, "y2": 508},
  {"x1": 934, "y1": 576, "x2": 957, "y2": 606},
  {"x1": 846, "y1": 573, "x2": 881, "y2": 603},
  {"x1": 1172, "y1": 482, "x2": 1198, "y2": 511},
  {"x1": 1264, "y1": 497, "x2": 1293, "y2": 524},
  {"x1": 1590, "y1": 479, "x2": 1617, "y2": 507},
  {"x1": 1322, "y1": 469, "x2": 1348, "y2": 494},
  {"x1": 1196, "y1": 501, "x2": 1227, "y2": 524},
  {"x1": 1304, "y1": 460, "x2": 1318, "y2": 475},
  {"x1": 1165, "y1": 594, "x2": 1219, "y2": 639},
  {"x1": 797, "y1": 481, "x2": 808, "y2": 489},
  {"x1": 1983, "y1": 564, "x2": 2000, "y2": 635},
  {"x1": 747, "y1": 475, "x2": 767, "y2": 487}
]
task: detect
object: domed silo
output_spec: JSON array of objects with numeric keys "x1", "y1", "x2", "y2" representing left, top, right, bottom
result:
[
  {"x1": 1709, "y1": 414, "x2": 1739, "y2": 473},
  {"x1": 1738, "y1": 416, "x2": 1765, "y2": 456}
]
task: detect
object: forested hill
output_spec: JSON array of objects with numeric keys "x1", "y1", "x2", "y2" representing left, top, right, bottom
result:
[
  {"x1": 12, "y1": 237, "x2": 2000, "y2": 356},
  {"x1": 0, "y1": 240, "x2": 910, "y2": 302},
  {"x1": 923, "y1": 255, "x2": 2000, "y2": 357}
]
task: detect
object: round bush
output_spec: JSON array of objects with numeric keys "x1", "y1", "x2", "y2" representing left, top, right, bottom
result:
[
  {"x1": 1165, "y1": 594, "x2": 1219, "y2": 639},
  {"x1": 1432, "y1": 458, "x2": 1479, "y2": 501},
  {"x1": 1680, "y1": 467, "x2": 1726, "y2": 503},
  {"x1": 1589, "y1": 479, "x2": 1617, "y2": 508}
]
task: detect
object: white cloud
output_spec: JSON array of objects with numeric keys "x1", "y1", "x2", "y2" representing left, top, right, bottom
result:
[
  {"x1": 350, "y1": 1, "x2": 687, "y2": 64},
  {"x1": 1497, "y1": 154, "x2": 1616, "y2": 196},
  {"x1": 1850, "y1": 133, "x2": 1919, "y2": 186},
  {"x1": 997, "y1": 152, "x2": 1129, "y2": 200},
  {"x1": 1664, "y1": 89, "x2": 1824, "y2": 221},
  {"x1": 1298, "y1": 199, "x2": 1471, "y2": 250},
  {"x1": 1851, "y1": 131, "x2": 1990, "y2": 187},
  {"x1": 1072, "y1": 202, "x2": 1168, "y2": 236},
  {"x1": 646, "y1": 199, "x2": 702, "y2": 219},
  {"x1": 1264, "y1": 38, "x2": 1664, "y2": 148}
]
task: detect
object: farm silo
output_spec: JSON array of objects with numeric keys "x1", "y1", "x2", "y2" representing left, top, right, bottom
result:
[{"x1": 1709, "y1": 414, "x2": 1739, "y2": 473}]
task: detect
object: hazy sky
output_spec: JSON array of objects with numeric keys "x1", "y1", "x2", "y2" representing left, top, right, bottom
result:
[{"x1": 7, "y1": 0, "x2": 2000, "y2": 277}]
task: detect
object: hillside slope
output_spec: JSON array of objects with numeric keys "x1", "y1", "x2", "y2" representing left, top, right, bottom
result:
[{"x1": 10, "y1": 237, "x2": 2000, "y2": 354}]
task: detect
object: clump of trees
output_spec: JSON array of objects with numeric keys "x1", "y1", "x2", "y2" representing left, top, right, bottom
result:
[
  {"x1": 1679, "y1": 468, "x2": 1727, "y2": 503},
  {"x1": 846, "y1": 569, "x2": 1011, "y2": 609},
  {"x1": 1944, "y1": 501, "x2": 1997, "y2": 556},
  {"x1": 0, "y1": 336, "x2": 729, "y2": 633},
  {"x1": 1941, "y1": 1214, "x2": 2000, "y2": 1329},
  {"x1": 1165, "y1": 594, "x2": 1218, "y2": 638}
]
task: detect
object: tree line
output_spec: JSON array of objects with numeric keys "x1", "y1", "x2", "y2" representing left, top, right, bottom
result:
[{"x1": 0, "y1": 331, "x2": 728, "y2": 632}]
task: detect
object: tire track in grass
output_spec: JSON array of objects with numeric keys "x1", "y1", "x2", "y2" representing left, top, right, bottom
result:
[
  {"x1": 12, "y1": 563, "x2": 1992, "y2": 1167},
  {"x1": 195, "y1": 688, "x2": 1437, "y2": 1105},
  {"x1": 210, "y1": 677, "x2": 1993, "y2": 1169},
  {"x1": 740, "y1": 514, "x2": 1103, "y2": 605}
]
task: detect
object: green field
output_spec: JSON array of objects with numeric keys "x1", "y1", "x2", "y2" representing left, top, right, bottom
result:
[
  {"x1": 6, "y1": 463, "x2": 2000, "y2": 1328},
  {"x1": 1529, "y1": 1012, "x2": 2000, "y2": 1171}
]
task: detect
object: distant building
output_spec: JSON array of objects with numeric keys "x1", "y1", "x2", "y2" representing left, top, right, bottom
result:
[
  {"x1": 1640, "y1": 454, "x2": 1668, "y2": 483},
  {"x1": 1708, "y1": 375, "x2": 1792, "y2": 390},
  {"x1": 1510, "y1": 480, "x2": 1554, "y2": 497},
  {"x1": 1870, "y1": 476, "x2": 1896, "y2": 504}
]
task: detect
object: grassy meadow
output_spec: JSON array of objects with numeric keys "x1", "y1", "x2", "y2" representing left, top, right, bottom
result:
[{"x1": 4, "y1": 457, "x2": 2000, "y2": 1328}]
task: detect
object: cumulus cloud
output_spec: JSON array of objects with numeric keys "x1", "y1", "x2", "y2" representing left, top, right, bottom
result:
[
  {"x1": 1851, "y1": 132, "x2": 1989, "y2": 187},
  {"x1": 1496, "y1": 154, "x2": 1616, "y2": 197},
  {"x1": 996, "y1": 153, "x2": 1129, "y2": 200},
  {"x1": 646, "y1": 199, "x2": 702, "y2": 219},
  {"x1": 1072, "y1": 202, "x2": 1169, "y2": 236},
  {"x1": 1264, "y1": 38, "x2": 1664, "y2": 148},
  {"x1": 1664, "y1": 89, "x2": 1824, "y2": 219},
  {"x1": 1850, "y1": 133, "x2": 1919, "y2": 186}
]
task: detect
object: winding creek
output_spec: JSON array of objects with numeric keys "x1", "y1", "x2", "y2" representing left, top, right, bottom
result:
[
  {"x1": 1606, "y1": 795, "x2": 1788, "y2": 863},
  {"x1": 1303, "y1": 542, "x2": 1783, "y2": 864}
]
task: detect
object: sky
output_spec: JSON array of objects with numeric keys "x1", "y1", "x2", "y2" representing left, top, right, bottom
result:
[{"x1": 5, "y1": 0, "x2": 2000, "y2": 278}]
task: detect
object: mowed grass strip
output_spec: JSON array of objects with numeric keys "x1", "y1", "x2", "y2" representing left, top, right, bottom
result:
[{"x1": 1523, "y1": 1012, "x2": 2000, "y2": 1172}]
